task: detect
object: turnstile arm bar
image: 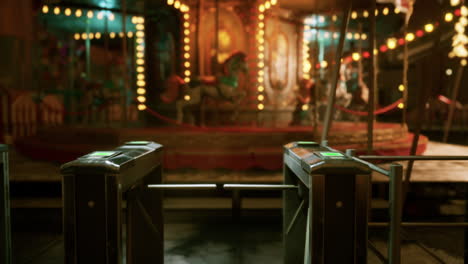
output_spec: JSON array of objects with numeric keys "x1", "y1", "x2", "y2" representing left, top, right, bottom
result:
[
  {"x1": 223, "y1": 184, "x2": 298, "y2": 190},
  {"x1": 351, "y1": 156, "x2": 390, "y2": 177},
  {"x1": 359, "y1": 155, "x2": 468, "y2": 161},
  {"x1": 147, "y1": 184, "x2": 218, "y2": 190}
]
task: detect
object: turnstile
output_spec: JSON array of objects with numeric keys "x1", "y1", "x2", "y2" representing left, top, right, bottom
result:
[
  {"x1": 61, "y1": 141, "x2": 163, "y2": 264},
  {"x1": 0, "y1": 144, "x2": 11, "y2": 264},
  {"x1": 283, "y1": 141, "x2": 371, "y2": 264}
]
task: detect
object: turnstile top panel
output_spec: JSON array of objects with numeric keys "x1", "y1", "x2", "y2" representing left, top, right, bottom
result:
[
  {"x1": 0, "y1": 144, "x2": 7, "y2": 152},
  {"x1": 284, "y1": 142, "x2": 370, "y2": 174},
  {"x1": 60, "y1": 141, "x2": 163, "y2": 174}
]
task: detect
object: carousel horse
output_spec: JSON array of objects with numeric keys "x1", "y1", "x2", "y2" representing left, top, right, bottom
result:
[{"x1": 161, "y1": 51, "x2": 248, "y2": 124}]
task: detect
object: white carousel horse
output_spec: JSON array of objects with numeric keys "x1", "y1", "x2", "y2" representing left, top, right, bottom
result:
[{"x1": 161, "y1": 51, "x2": 248, "y2": 124}]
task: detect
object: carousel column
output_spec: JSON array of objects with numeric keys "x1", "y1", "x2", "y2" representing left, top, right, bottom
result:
[
  {"x1": 367, "y1": 0, "x2": 377, "y2": 154},
  {"x1": 0, "y1": 145, "x2": 11, "y2": 264},
  {"x1": 121, "y1": 0, "x2": 129, "y2": 126},
  {"x1": 321, "y1": 1, "x2": 352, "y2": 143}
]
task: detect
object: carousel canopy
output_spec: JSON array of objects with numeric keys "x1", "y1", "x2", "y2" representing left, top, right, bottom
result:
[{"x1": 280, "y1": 0, "x2": 375, "y2": 13}]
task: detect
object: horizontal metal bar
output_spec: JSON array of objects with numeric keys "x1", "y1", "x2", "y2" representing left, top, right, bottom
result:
[
  {"x1": 351, "y1": 157, "x2": 390, "y2": 177},
  {"x1": 223, "y1": 184, "x2": 298, "y2": 190},
  {"x1": 147, "y1": 184, "x2": 218, "y2": 190},
  {"x1": 359, "y1": 155, "x2": 468, "y2": 161},
  {"x1": 369, "y1": 222, "x2": 468, "y2": 227}
]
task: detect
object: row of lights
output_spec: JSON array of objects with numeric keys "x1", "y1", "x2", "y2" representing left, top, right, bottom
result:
[
  {"x1": 449, "y1": 4, "x2": 468, "y2": 62},
  {"x1": 167, "y1": 0, "x2": 192, "y2": 101},
  {"x1": 256, "y1": 0, "x2": 278, "y2": 111},
  {"x1": 135, "y1": 18, "x2": 147, "y2": 111},
  {"x1": 41, "y1": 5, "x2": 115, "y2": 20},
  {"x1": 73, "y1": 31, "x2": 140, "y2": 40},
  {"x1": 304, "y1": 29, "x2": 368, "y2": 41}
]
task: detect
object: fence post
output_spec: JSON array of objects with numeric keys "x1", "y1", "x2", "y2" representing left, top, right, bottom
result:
[{"x1": 0, "y1": 144, "x2": 11, "y2": 264}]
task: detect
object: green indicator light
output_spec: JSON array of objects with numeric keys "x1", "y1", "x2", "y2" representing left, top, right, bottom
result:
[
  {"x1": 128, "y1": 141, "x2": 149, "y2": 145},
  {"x1": 89, "y1": 151, "x2": 117, "y2": 157},
  {"x1": 297, "y1": 141, "x2": 318, "y2": 145},
  {"x1": 320, "y1": 152, "x2": 344, "y2": 157}
]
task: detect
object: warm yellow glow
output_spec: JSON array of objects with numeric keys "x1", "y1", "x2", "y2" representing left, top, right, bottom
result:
[
  {"x1": 137, "y1": 80, "x2": 146, "y2": 87},
  {"x1": 462, "y1": 59, "x2": 468, "y2": 66},
  {"x1": 184, "y1": 37, "x2": 190, "y2": 43},
  {"x1": 451, "y1": 0, "x2": 461, "y2": 6},
  {"x1": 185, "y1": 70, "x2": 191, "y2": 76},
  {"x1": 259, "y1": 29, "x2": 265, "y2": 36},
  {"x1": 395, "y1": 7, "x2": 401, "y2": 14},
  {"x1": 258, "y1": 45, "x2": 264, "y2": 52},
  {"x1": 137, "y1": 88, "x2": 146, "y2": 94},
  {"x1": 258, "y1": 94, "x2": 265, "y2": 101},
  {"x1": 354, "y1": 33, "x2": 360, "y2": 40},
  {"x1": 445, "y1": 12, "x2": 454, "y2": 22},
  {"x1": 361, "y1": 33, "x2": 368, "y2": 40},
  {"x1": 136, "y1": 31, "x2": 144, "y2": 38},
  {"x1": 323, "y1": 32, "x2": 330, "y2": 39},
  {"x1": 137, "y1": 96, "x2": 146, "y2": 103},
  {"x1": 320, "y1": 60, "x2": 328, "y2": 68},
  {"x1": 137, "y1": 46, "x2": 144, "y2": 52},
  {"x1": 259, "y1": 37, "x2": 264, "y2": 44},
  {"x1": 462, "y1": 6, "x2": 468, "y2": 16},
  {"x1": 139, "y1": 17, "x2": 145, "y2": 23},
  {"x1": 383, "y1": 7, "x2": 389, "y2": 15},
  {"x1": 182, "y1": 62, "x2": 190, "y2": 69},
  {"x1": 332, "y1": 15, "x2": 338, "y2": 21},
  {"x1": 258, "y1": 53, "x2": 265, "y2": 60},
  {"x1": 184, "y1": 77, "x2": 190, "y2": 83},
  {"x1": 301, "y1": 104, "x2": 309, "y2": 111},
  {"x1": 137, "y1": 74, "x2": 145, "y2": 80},
  {"x1": 265, "y1": 1, "x2": 271, "y2": 9},
  {"x1": 351, "y1": 11, "x2": 358, "y2": 19},
  {"x1": 258, "y1": 70, "x2": 264, "y2": 76},
  {"x1": 352, "y1": 52, "x2": 361, "y2": 61},
  {"x1": 42, "y1": 5, "x2": 49, "y2": 13},
  {"x1": 258, "y1": 77, "x2": 264, "y2": 83},
  {"x1": 271, "y1": 0, "x2": 278, "y2": 5},
  {"x1": 54, "y1": 7, "x2": 60, "y2": 15},
  {"x1": 346, "y1": 32, "x2": 353, "y2": 39},
  {"x1": 184, "y1": 95, "x2": 191, "y2": 101},
  {"x1": 181, "y1": 5, "x2": 190, "y2": 12},
  {"x1": 138, "y1": 104, "x2": 147, "y2": 111},
  {"x1": 184, "y1": 29, "x2": 190, "y2": 35},
  {"x1": 97, "y1": 12, "x2": 104, "y2": 19},
  {"x1": 137, "y1": 52, "x2": 144, "y2": 58},
  {"x1": 184, "y1": 53, "x2": 190, "y2": 59},
  {"x1": 258, "y1": 104, "x2": 265, "y2": 110},
  {"x1": 398, "y1": 84, "x2": 405, "y2": 92},
  {"x1": 258, "y1": 61, "x2": 265, "y2": 68},
  {"x1": 137, "y1": 66, "x2": 144, "y2": 72},
  {"x1": 363, "y1": 10, "x2": 369, "y2": 18},
  {"x1": 110, "y1": 32, "x2": 116, "y2": 39},
  {"x1": 184, "y1": 13, "x2": 190, "y2": 19},
  {"x1": 387, "y1": 38, "x2": 397, "y2": 49},
  {"x1": 75, "y1": 9, "x2": 82, "y2": 17},
  {"x1": 184, "y1": 45, "x2": 190, "y2": 51},
  {"x1": 259, "y1": 22, "x2": 265, "y2": 28},
  {"x1": 446, "y1": 68, "x2": 453, "y2": 76},
  {"x1": 89, "y1": 33, "x2": 94, "y2": 39},
  {"x1": 333, "y1": 32, "x2": 339, "y2": 39},
  {"x1": 127, "y1": 32, "x2": 133, "y2": 38},
  {"x1": 136, "y1": 38, "x2": 144, "y2": 44},
  {"x1": 65, "y1": 8, "x2": 71, "y2": 16},
  {"x1": 119, "y1": 32, "x2": 125, "y2": 38},
  {"x1": 405, "y1": 33, "x2": 415, "y2": 42},
  {"x1": 87, "y1": 10, "x2": 93, "y2": 18},
  {"x1": 132, "y1": 16, "x2": 139, "y2": 24},
  {"x1": 375, "y1": 9, "x2": 379, "y2": 16},
  {"x1": 184, "y1": 22, "x2": 190, "y2": 28},
  {"x1": 373, "y1": 48, "x2": 378, "y2": 55},
  {"x1": 81, "y1": 33, "x2": 87, "y2": 40},
  {"x1": 108, "y1": 13, "x2": 115, "y2": 21},
  {"x1": 259, "y1": 14, "x2": 265, "y2": 20},
  {"x1": 259, "y1": 4, "x2": 265, "y2": 12},
  {"x1": 95, "y1": 32, "x2": 101, "y2": 39},
  {"x1": 174, "y1": 1, "x2": 181, "y2": 9},
  {"x1": 258, "y1": 86, "x2": 265, "y2": 92},
  {"x1": 137, "y1": 59, "x2": 145, "y2": 65},
  {"x1": 424, "y1": 24, "x2": 434, "y2": 33},
  {"x1": 136, "y1": 24, "x2": 144, "y2": 30},
  {"x1": 74, "y1": 33, "x2": 80, "y2": 40},
  {"x1": 167, "y1": 0, "x2": 174, "y2": 5},
  {"x1": 398, "y1": 103, "x2": 404, "y2": 109}
]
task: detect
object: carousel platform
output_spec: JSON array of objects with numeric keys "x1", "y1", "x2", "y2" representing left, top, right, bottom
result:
[{"x1": 14, "y1": 122, "x2": 427, "y2": 170}]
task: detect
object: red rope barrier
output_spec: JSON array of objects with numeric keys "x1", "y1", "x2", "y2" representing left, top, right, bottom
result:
[
  {"x1": 334, "y1": 98, "x2": 403, "y2": 116},
  {"x1": 144, "y1": 106, "x2": 201, "y2": 129},
  {"x1": 438, "y1": 95, "x2": 463, "y2": 109}
]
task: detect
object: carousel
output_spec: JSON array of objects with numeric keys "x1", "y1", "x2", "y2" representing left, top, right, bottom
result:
[{"x1": 7, "y1": 0, "x2": 463, "y2": 171}]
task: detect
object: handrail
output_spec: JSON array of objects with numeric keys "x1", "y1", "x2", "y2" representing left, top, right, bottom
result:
[{"x1": 359, "y1": 155, "x2": 468, "y2": 161}]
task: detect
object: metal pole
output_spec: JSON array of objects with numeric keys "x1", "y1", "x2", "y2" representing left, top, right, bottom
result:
[
  {"x1": 367, "y1": 0, "x2": 377, "y2": 154},
  {"x1": 215, "y1": 0, "x2": 219, "y2": 73},
  {"x1": 121, "y1": 0, "x2": 129, "y2": 126},
  {"x1": 443, "y1": 65, "x2": 464, "y2": 142},
  {"x1": 223, "y1": 184, "x2": 298, "y2": 190},
  {"x1": 147, "y1": 184, "x2": 218, "y2": 190},
  {"x1": 321, "y1": 1, "x2": 352, "y2": 143},
  {"x1": 369, "y1": 222, "x2": 468, "y2": 227},
  {"x1": 358, "y1": 155, "x2": 468, "y2": 161},
  {"x1": 0, "y1": 145, "x2": 11, "y2": 264},
  {"x1": 388, "y1": 163, "x2": 403, "y2": 264}
]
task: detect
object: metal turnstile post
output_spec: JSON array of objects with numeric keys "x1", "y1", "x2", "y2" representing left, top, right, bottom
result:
[
  {"x1": 0, "y1": 144, "x2": 11, "y2": 264},
  {"x1": 61, "y1": 141, "x2": 164, "y2": 264},
  {"x1": 283, "y1": 141, "x2": 371, "y2": 264}
]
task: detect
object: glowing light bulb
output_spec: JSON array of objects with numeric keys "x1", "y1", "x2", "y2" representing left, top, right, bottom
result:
[
  {"x1": 352, "y1": 52, "x2": 361, "y2": 61},
  {"x1": 75, "y1": 9, "x2": 82, "y2": 17},
  {"x1": 398, "y1": 103, "x2": 404, "y2": 109},
  {"x1": 184, "y1": 13, "x2": 190, "y2": 19},
  {"x1": 108, "y1": 13, "x2": 115, "y2": 21},
  {"x1": 132, "y1": 16, "x2": 139, "y2": 24},
  {"x1": 301, "y1": 104, "x2": 309, "y2": 111},
  {"x1": 119, "y1": 32, "x2": 125, "y2": 38},
  {"x1": 446, "y1": 69, "x2": 453, "y2": 76},
  {"x1": 451, "y1": 0, "x2": 461, "y2": 6},
  {"x1": 110, "y1": 32, "x2": 116, "y2": 39},
  {"x1": 167, "y1": 0, "x2": 174, "y2": 5},
  {"x1": 395, "y1": 7, "x2": 401, "y2": 14},
  {"x1": 95, "y1": 32, "x2": 101, "y2": 39},
  {"x1": 127, "y1": 32, "x2": 133, "y2": 38},
  {"x1": 137, "y1": 97, "x2": 146, "y2": 103},
  {"x1": 184, "y1": 77, "x2": 191, "y2": 83},
  {"x1": 259, "y1": 14, "x2": 265, "y2": 20},
  {"x1": 258, "y1": 86, "x2": 264, "y2": 92},
  {"x1": 88, "y1": 33, "x2": 94, "y2": 39},
  {"x1": 185, "y1": 70, "x2": 191, "y2": 76},
  {"x1": 259, "y1": 5, "x2": 265, "y2": 12},
  {"x1": 42, "y1": 5, "x2": 49, "y2": 13},
  {"x1": 174, "y1": 1, "x2": 181, "y2": 9},
  {"x1": 54, "y1": 7, "x2": 60, "y2": 15},
  {"x1": 137, "y1": 66, "x2": 144, "y2": 72},
  {"x1": 363, "y1": 10, "x2": 369, "y2": 18},
  {"x1": 137, "y1": 88, "x2": 146, "y2": 94},
  {"x1": 258, "y1": 94, "x2": 264, "y2": 101},
  {"x1": 405, "y1": 33, "x2": 415, "y2": 42},
  {"x1": 383, "y1": 7, "x2": 389, "y2": 15},
  {"x1": 137, "y1": 74, "x2": 145, "y2": 80},
  {"x1": 271, "y1": 0, "x2": 277, "y2": 5},
  {"x1": 74, "y1": 33, "x2": 80, "y2": 40},
  {"x1": 351, "y1": 11, "x2": 358, "y2": 19},
  {"x1": 97, "y1": 12, "x2": 104, "y2": 20},
  {"x1": 81, "y1": 33, "x2": 88, "y2": 40},
  {"x1": 445, "y1": 12, "x2": 454, "y2": 22},
  {"x1": 136, "y1": 24, "x2": 144, "y2": 30},
  {"x1": 137, "y1": 59, "x2": 145, "y2": 65},
  {"x1": 184, "y1": 45, "x2": 190, "y2": 51},
  {"x1": 65, "y1": 8, "x2": 71, "y2": 16},
  {"x1": 424, "y1": 23, "x2": 434, "y2": 33},
  {"x1": 320, "y1": 60, "x2": 328, "y2": 68},
  {"x1": 184, "y1": 61, "x2": 190, "y2": 67},
  {"x1": 361, "y1": 33, "x2": 368, "y2": 40},
  {"x1": 462, "y1": 59, "x2": 468, "y2": 66},
  {"x1": 387, "y1": 38, "x2": 397, "y2": 49},
  {"x1": 354, "y1": 33, "x2": 360, "y2": 39},
  {"x1": 398, "y1": 84, "x2": 405, "y2": 92},
  {"x1": 138, "y1": 104, "x2": 147, "y2": 111},
  {"x1": 265, "y1": 1, "x2": 271, "y2": 9},
  {"x1": 184, "y1": 95, "x2": 191, "y2": 101}
]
